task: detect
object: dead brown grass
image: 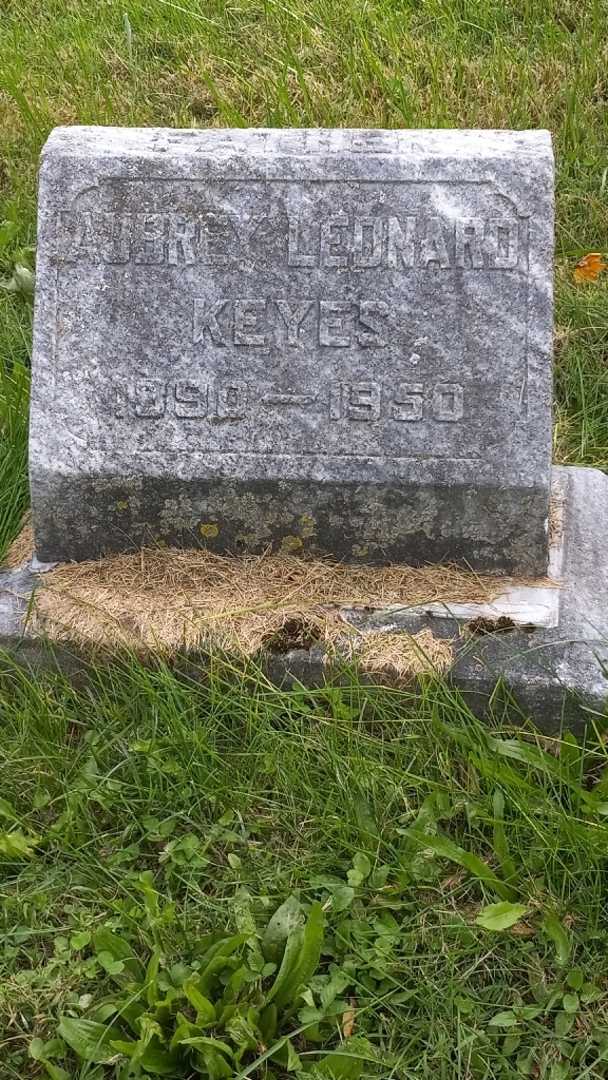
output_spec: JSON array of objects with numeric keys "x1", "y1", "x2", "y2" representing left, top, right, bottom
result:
[
  {"x1": 344, "y1": 628, "x2": 454, "y2": 680},
  {"x1": 549, "y1": 490, "x2": 566, "y2": 545},
  {"x1": 4, "y1": 514, "x2": 33, "y2": 568},
  {"x1": 16, "y1": 542, "x2": 504, "y2": 664}
]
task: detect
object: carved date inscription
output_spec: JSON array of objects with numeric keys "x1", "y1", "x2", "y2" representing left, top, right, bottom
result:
[{"x1": 114, "y1": 379, "x2": 464, "y2": 424}]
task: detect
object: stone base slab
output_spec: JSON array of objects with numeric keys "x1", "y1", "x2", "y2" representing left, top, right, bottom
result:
[{"x1": 1, "y1": 465, "x2": 606, "y2": 732}]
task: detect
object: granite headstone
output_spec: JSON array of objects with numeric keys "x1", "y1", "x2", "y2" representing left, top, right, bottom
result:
[{"x1": 30, "y1": 126, "x2": 554, "y2": 571}]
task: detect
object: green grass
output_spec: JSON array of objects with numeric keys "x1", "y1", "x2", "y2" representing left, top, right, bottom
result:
[
  {"x1": 1, "y1": 659, "x2": 608, "y2": 1078},
  {"x1": 1, "y1": 0, "x2": 608, "y2": 1075}
]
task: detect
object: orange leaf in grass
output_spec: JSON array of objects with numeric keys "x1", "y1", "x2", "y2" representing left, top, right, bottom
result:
[
  {"x1": 573, "y1": 252, "x2": 608, "y2": 283},
  {"x1": 342, "y1": 998, "x2": 356, "y2": 1038}
]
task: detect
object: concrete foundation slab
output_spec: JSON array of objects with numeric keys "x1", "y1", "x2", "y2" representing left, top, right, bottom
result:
[{"x1": 1, "y1": 466, "x2": 606, "y2": 732}]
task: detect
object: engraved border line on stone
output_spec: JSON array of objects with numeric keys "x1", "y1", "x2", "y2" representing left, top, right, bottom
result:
[{"x1": 54, "y1": 175, "x2": 531, "y2": 457}]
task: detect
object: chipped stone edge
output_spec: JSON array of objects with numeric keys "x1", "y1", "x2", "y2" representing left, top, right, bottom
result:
[{"x1": 372, "y1": 474, "x2": 565, "y2": 631}]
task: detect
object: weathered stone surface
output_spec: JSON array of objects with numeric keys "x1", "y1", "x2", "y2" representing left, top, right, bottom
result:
[
  {"x1": 3, "y1": 468, "x2": 607, "y2": 732},
  {"x1": 30, "y1": 127, "x2": 554, "y2": 571}
]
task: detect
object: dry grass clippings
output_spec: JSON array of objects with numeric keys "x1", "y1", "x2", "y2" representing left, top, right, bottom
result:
[
  {"x1": 20, "y1": 541, "x2": 504, "y2": 660},
  {"x1": 340, "y1": 627, "x2": 454, "y2": 680},
  {"x1": 3, "y1": 514, "x2": 33, "y2": 569}
]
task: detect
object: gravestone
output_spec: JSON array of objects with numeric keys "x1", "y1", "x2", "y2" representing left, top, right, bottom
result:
[
  {"x1": 5, "y1": 124, "x2": 607, "y2": 723},
  {"x1": 30, "y1": 126, "x2": 554, "y2": 571}
]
